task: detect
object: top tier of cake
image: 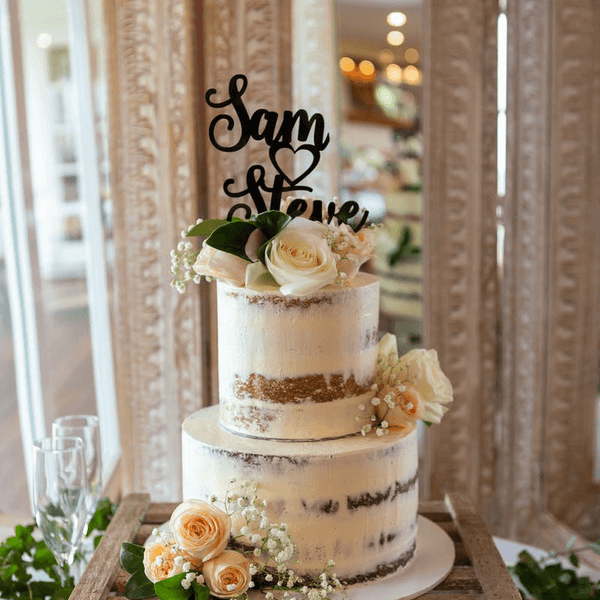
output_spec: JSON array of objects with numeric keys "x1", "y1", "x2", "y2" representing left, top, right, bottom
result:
[{"x1": 217, "y1": 273, "x2": 380, "y2": 440}]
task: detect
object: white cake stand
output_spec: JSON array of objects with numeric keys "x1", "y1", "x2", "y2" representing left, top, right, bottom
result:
[{"x1": 344, "y1": 515, "x2": 455, "y2": 600}]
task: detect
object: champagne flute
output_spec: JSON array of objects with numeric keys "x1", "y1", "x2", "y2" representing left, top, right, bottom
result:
[
  {"x1": 32, "y1": 436, "x2": 88, "y2": 585},
  {"x1": 52, "y1": 415, "x2": 102, "y2": 527}
]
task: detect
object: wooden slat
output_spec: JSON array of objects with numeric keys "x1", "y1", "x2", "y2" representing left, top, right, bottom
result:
[
  {"x1": 71, "y1": 493, "x2": 150, "y2": 600},
  {"x1": 445, "y1": 493, "x2": 521, "y2": 600},
  {"x1": 144, "y1": 502, "x2": 178, "y2": 524},
  {"x1": 419, "y1": 594, "x2": 485, "y2": 600},
  {"x1": 433, "y1": 566, "x2": 483, "y2": 592}
]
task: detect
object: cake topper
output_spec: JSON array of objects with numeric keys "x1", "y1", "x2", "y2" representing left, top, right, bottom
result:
[{"x1": 205, "y1": 73, "x2": 368, "y2": 231}]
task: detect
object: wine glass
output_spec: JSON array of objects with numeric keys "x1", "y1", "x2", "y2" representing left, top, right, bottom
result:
[
  {"x1": 52, "y1": 415, "x2": 102, "y2": 525},
  {"x1": 32, "y1": 436, "x2": 88, "y2": 585}
]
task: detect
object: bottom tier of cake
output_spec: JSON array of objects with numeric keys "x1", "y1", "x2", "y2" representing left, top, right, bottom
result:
[{"x1": 182, "y1": 406, "x2": 419, "y2": 584}]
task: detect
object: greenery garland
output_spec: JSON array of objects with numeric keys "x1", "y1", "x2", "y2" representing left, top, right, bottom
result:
[{"x1": 0, "y1": 498, "x2": 117, "y2": 600}]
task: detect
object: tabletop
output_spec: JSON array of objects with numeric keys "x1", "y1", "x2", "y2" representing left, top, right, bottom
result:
[{"x1": 71, "y1": 492, "x2": 521, "y2": 600}]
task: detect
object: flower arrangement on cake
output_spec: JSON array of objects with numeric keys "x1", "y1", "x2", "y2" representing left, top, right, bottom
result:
[
  {"x1": 364, "y1": 333, "x2": 453, "y2": 437},
  {"x1": 170, "y1": 198, "x2": 375, "y2": 298},
  {"x1": 120, "y1": 482, "x2": 342, "y2": 600}
]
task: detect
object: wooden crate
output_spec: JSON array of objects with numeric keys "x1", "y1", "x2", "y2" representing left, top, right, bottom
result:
[{"x1": 71, "y1": 493, "x2": 521, "y2": 600}]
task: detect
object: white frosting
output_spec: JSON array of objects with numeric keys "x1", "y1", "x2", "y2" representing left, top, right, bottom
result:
[
  {"x1": 182, "y1": 407, "x2": 419, "y2": 583},
  {"x1": 217, "y1": 273, "x2": 380, "y2": 440}
]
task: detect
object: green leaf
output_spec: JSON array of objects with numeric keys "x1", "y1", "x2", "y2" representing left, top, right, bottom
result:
[
  {"x1": 589, "y1": 540, "x2": 600, "y2": 555},
  {"x1": 186, "y1": 219, "x2": 228, "y2": 238},
  {"x1": 569, "y1": 552, "x2": 580, "y2": 568},
  {"x1": 252, "y1": 210, "x2": 291, "y2": 240},
  {"x1": 86, "y1": 497, "x2": 117, "y2": 536},
  {"x1": 154, "y1": 572, "x2": 194, "y2": 600},
  {"x1": 32, "y1": 545, "x2": 57, "y2": 570},
  {"x1": 121, "y1": 542, "x2": 146, "y2": 574},
  {"x1": 125, "y1": 569, "x2": 155, "y2": 599},
  {"x1": 388, "y1": 226, "x2": 420, "y2": 267},
  {"x1": 191, "y1": 580, "x2": 211, "y2": 600},
  {"x1": 205, "y1": 220, "x2": 257, "y2": 261}
]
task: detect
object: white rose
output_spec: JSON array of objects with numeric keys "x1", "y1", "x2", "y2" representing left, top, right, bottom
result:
[
  {"x1": 202, "y1": 550, "x2": 251, "y2": 598},
  {"x1": 393, "y1": 349, "x2": 453, "y2": 423},
  {"x1": 264, "y1": 218, "x2": 338, "y2": 296},
  {"x1": 329, "y1": 223, "x2": 375, "y2": 282},
  {"x1": 169, "y1": 499, "x2": 232, "y2": 562},
  {"x1": 193, "y1": 242, "x2": 248, "y2": 287}
]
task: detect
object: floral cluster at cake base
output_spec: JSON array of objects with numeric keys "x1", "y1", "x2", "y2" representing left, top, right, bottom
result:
[{"x1": 120, "y1": 481, "x2": 342, "y2": 600}]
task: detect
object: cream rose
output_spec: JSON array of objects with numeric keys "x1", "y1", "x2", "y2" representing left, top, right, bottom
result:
[
  {"x1": 202, "y1": 550, "x2": 251, "y2": 599},
  {"x1": 329, "y1": 223, "x2": 375, "y2": 282},
  {"x1": 143, "y1": 536, "x2": 185, "y2": 583},
  {"x1": 264, "y1": 217, "x2": 338, "y2": 296},
  {"x1": 193, "y1": 242, "x2": 249, "y2": 287},
  {"x1": 169, "y1": 499, "x2": 232, "y2": 562},
  {"x1": 376, "y1": 334, "x2": 453, "y2": 424}
]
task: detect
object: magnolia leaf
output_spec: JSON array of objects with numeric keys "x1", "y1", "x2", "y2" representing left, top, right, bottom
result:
[
  {"x1": 120, "y1": 542, "x2": 146, "y2": 574},
  {"x1": 252, "y1": 210, "x2": 292, "y2": 240},
  {"x1": 192, "y1": 580, "x2": 211, "y2": 600},
  {"x1": 205, "y1": 220, "x2": 257, "y2": 261},
  {"x1": 185, "y1": 219, "x2": 228, "y2": 238},
  {"x1": 125, "y1": 569, "x2": 155, "y2": 599},
  {"x1": 154, "y1": 573, "x2": 196, "y2": 600}
]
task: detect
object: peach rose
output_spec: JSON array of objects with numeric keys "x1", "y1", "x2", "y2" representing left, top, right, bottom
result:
[
  {"x1": 329, "y1": 223, "x2": 375, "y2": 282},
  {"x1": 143, "y1": 536, "x2": 184, "y2": 583},
  {"x1": 169, "y1": 499, "x2": 232, "y2": 562},
  {"x1": 193, "y1": 242, "x2": 248, "y2": 287},
  {"x1": 376, "y1": 386, "x2": 425, "y2": 429},
  {"x1": 202, "y1": 550, "x2": 251, "y2": 599}
]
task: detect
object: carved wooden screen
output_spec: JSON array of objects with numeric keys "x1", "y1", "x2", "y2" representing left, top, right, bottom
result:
[{"x1": 108, "y1": 0, "x2": 600, "y2": 551}]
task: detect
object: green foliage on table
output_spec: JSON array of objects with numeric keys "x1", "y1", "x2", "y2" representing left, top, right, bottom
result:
[
  {"x1": 510, "y1": 536, "x2": 600, "y2": 599},
  {"x1": 120, "y1": 542, "x2": 210, "y2": 600},
  {"x1": 0, "y1": 498, "x2": 117, "y2": 600}
]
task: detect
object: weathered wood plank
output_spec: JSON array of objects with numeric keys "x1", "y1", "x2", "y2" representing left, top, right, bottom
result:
[
  {"x1": 434, "y1": 566, "x2": 483, "y2": 592},
  {"x1": 418, "y1": 594, "x2": 485, "y2": 600},
  {"x1": 71, "y1": 493, "x2": 150, "y2": 600},
  {"x1": 446, "y1": 493, "x2": 521, "y2": 600},
  {"x1": 144, "y1": 502, "x2": 178, "y2": 524}
]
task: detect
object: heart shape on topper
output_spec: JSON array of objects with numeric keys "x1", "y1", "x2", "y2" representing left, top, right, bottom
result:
[{"x1": 269, "y1": 143, "x2": 320, "y2": 188}]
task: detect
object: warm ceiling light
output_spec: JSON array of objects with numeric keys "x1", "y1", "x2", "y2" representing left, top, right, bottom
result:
[
  {"x1": 387, "y1": 12, "x2": 407, "y2": 27},
  {"x1": 385, "y1": 63, "x2": 403, "y2": 84},
  {"x1": 378, "y1": 49, "x2": 394, "y2": 64},
  {"x1": 339, "y1": 56, "x2": 356, "y2": 72},
  {"x1": 403, "y1": 65, "x2": 422, "y2": 85},
  {"x1": 36, "y1": 33, "x2": 53, "y2": 49},
  {"x1": 386, "y1": 31, "x2": 405, "y2": 47},
  {"x1": 359, "y1": 60, "x2": 375, "y2": 76},
  {"x1": 404, "y1": 48, "x2": 419, "y2": 64}
]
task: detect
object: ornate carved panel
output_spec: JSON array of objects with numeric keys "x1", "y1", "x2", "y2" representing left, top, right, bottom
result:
[
  {"x1": 292, "y1": 0, "x2": 339, "y2": 199},
  {"x1": 501, "y1": 0, "x2": 600, "y2": 541},
  {"x1": 422, "y1": 0, "x2": 499, "y2": 517},
  {"x1": 542, "y1": 0, "x2": 600, "y2": 532},
  {"x1": 109, "y1": 0, "x2": 202, "y2": 500}
]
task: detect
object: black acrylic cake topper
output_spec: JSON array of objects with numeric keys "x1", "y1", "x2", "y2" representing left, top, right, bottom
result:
[{"x1": 205, "y1": 74, "x2": 368, "y2": 232}]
